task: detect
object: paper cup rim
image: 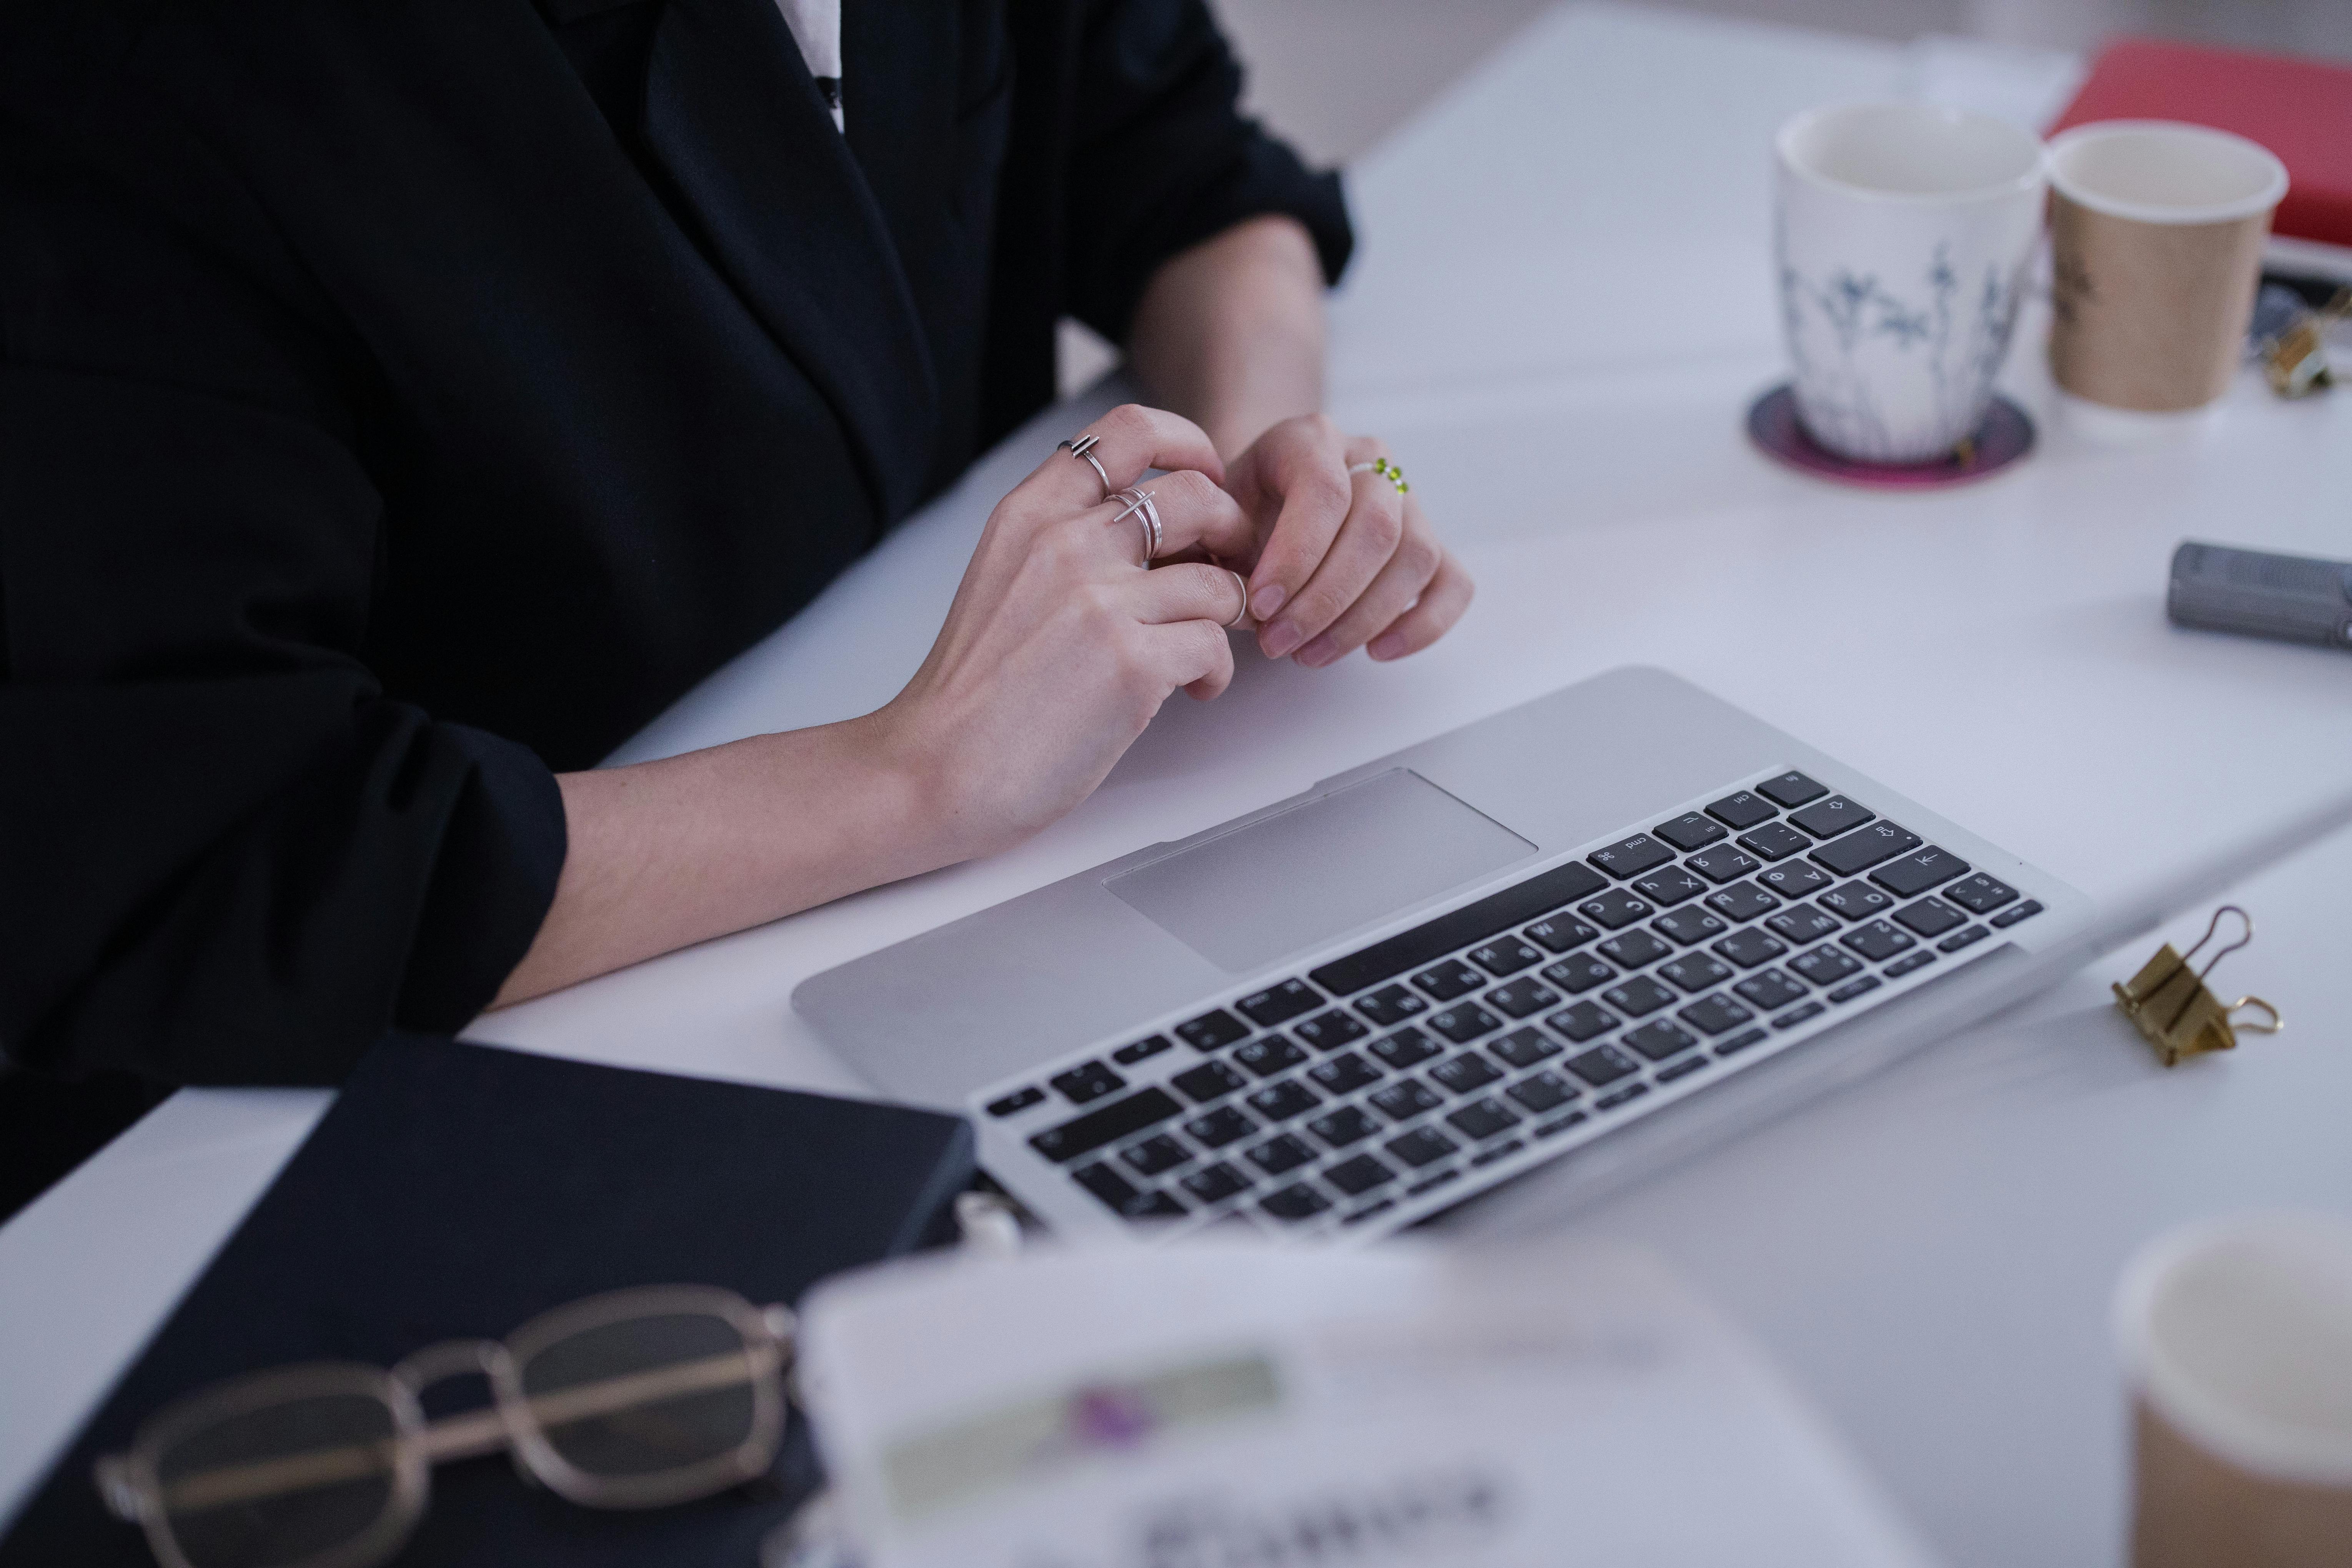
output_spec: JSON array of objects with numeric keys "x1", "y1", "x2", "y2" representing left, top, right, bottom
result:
[
  {"x1": 1776, "y1": 102, "x2": 2047, "y2": 208},
  {"x1": 2114, "y1": 1212, "x2": 2352, "y2": 1488},
  {"x1": 2048, "y1": 120, "x2": 2290, "y2": 226}
]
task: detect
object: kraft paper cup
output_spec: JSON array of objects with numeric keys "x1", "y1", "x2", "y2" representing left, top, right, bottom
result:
[
  {"x1": 2048, "y1": 121, "x2": 2289, "y2": 411},
  {"x1": 2114, "y1": 1213, "x2": 2352, "y2": 1568}
]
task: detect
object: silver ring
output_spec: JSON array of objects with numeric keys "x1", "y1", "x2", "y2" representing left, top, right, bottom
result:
[
  {"x1": 1224, "y1": 570, "x2": 1250, "y2": 629},
  {"x1": 1110, "y1": 486, "x2": 1161, "y2": 567},
  {"x1": 1058, "y1": 433, "x2": 1110, "y2": 499}
]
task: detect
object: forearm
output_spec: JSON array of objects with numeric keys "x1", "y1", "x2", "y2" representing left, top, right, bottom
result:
[{"x1": 1127, "y1": 214, "x2": 1326, "y2": 459}]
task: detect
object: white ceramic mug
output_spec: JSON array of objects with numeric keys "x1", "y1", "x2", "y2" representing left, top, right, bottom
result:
[{"x1": 1774, "y1": 103, "x2": 2047, "y2": 464}]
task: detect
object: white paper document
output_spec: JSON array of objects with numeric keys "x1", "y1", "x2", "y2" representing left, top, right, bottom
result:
[{"x1": 794, "y1": 1239, "x2": 1936, "y2": 1568}]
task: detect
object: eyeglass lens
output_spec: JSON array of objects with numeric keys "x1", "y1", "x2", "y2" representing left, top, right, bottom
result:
[
  {"x1": 517, "y1": 1312, "x2": 761, "y2": 1481},
  {"x1": 155, "y1": 1393, "x2": 401, "y2": 1568}
]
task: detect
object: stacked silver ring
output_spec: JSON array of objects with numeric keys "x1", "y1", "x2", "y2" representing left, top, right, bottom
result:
[
  {"x1": 1057, "y1": 432, "x2": 1110, "y2": 498},
  {"x1": 1110, "y1": 487, "x2": 1162, "y2": 568}
]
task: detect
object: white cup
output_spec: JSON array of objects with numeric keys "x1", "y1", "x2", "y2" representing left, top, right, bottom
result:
[
  {"x1": 2115, "y1": 1213, "x2": 2352, "y2": 1568},
  {"x1": 1774, "y1": 102, "x2": 2047, "y2": 464}
]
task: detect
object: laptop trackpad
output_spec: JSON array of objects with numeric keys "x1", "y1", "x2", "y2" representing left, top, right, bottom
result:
[{"x1": 1105, "y1": 769, "x2": 1535, "y2": 974}]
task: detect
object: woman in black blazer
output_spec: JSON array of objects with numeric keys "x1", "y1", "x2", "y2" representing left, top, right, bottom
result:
[{"x1": 0, "y1": 0, "x2": 1468, "y2": 1137}]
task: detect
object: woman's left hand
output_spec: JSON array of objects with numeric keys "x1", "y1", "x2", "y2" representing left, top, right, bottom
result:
[{"x1": 1219, "y1": 414, "x2": 1474, "y2": 667}]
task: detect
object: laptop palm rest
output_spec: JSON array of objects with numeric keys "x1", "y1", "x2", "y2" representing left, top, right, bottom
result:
[{"x1": 1105, "y1": 769, "x2": 1535, "y2": 974}]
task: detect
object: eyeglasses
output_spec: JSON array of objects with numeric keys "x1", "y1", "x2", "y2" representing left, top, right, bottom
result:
[{"x1": 94, "y1": 1285, "x2": 797, "y2": 1568}]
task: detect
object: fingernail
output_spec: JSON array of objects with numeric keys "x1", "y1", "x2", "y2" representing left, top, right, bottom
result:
[
  {"x1": 1251, "y1": 583, "x2": 1287, "y2": 619},
  {"x1": 1260, "y1": 619, "x2": 1303, "y2": 658},
  {"x1": 1295, "y1": 634, "x2": 1339, "y2": 668},
  {"x1": 1368, "y1": 632, "x2": 1406, "y2": 661}
]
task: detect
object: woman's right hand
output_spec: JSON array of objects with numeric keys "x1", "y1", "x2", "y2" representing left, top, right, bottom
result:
[{"x1": 859, "y1": 403, "x2": 1257, "y2": 865}]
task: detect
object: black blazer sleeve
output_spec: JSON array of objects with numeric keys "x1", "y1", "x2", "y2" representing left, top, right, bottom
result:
[
  {"x1": 0, "y1": 138, "x2": 565, "y2": 1087},
  {"x1": 1060, "y1": 0, "x2": 1353, "y2": 345}
]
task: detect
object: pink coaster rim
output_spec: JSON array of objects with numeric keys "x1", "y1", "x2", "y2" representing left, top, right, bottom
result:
[{"x1": 1746, "y1": 383, "x2": 2035, "y2": 490}]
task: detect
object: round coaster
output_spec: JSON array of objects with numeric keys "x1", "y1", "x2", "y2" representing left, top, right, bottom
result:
[{"x1": 1746, "y1": 383, "x2": 2034, "y2": 489}]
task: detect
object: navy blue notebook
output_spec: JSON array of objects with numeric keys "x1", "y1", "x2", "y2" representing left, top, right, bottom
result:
[{"x1": 0, "y1": 1033, "x2": 973, "y2": 1566}]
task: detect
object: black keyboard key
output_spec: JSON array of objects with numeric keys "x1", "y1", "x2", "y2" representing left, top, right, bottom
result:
[
  {"x1": 1490, "y1": 1027, "x2": 1561, "y2": 1070},
  {"x1": 1943, "y1": 874, "x2": 2020, "y2": 914},
  {"x1": 1506, "y1": 1070, "x2": 1578, "y2": 1113},
  {"x1": 1246, "y1": 1133, "x2": 1318, "y2": 1175},
  {"x1": 1737, "y1": 821, "x2": 1812, "y2": 861},
  {"x1": 1773, "y1": 1001, "x2": 1825, "y2": 1029},
  {"x1": 1706, "y1": 789, "x2": 1778, "y2": 829},
  {"x1": 1260, "y1": 1184, "x2": 1331, "y2": 1222},
  {"x1": 1812, "y1": 821, "x2": 1923, "y2": 877},
  {"x1": 1657, "y1": 1055, "x2": 1709, "y2": 1083},
  {"x1": 1631, "y1": 866, "x2": 1708, "y2": 907},
  {"x1": 1323, "y1": 1154, "x2": 1397, "y2": 1197},
  {"x1": 1468, "y1": 937, "x2": 1544, "y2": 976},
  {"x1": 1429, "y1": 1003, "x2": 1503, "y2": 1044},
  {"x1": 1653, "y1": 811, "x2": 1730, "y2": 851},
  {"x1": 1712, "y1": 927, "x2": 1788, "y2": 968},
  {"x1": 1446, "y1": 1098, "x2": 1521, "y2": 1141},
  {"x1": 1678, "y1": 993, "x2": 1755, "y2": 1036},
  {"x1": 1308, "y1": 860, "x2": 1609, "y2": 996},
  {"x1": 1386, "y1": 1127, "x2": 1459, "y2": 1169},
  {"x1": 1430, "y1": 1052, "x2": 1504, "y2": 1094},
  {"x1": 1486, "y1": 977, "x2": 1560, "y2": 1019},
  {"x1": 1602, "y1": 975, "x2": 1676, "y2": 1016},
  {"x1": 1535, "y1": 1110, "x2": 1589, "y2": 1138},
  {"x1": 1171, "y1": 1060, "x2": 1248, "y2": 1104},
  {"x1": 987, "y1": 1086, "x2": 1045, "y2": 1117},
  {"x1": 1235, "y1": 979, "x2": 1323, "y2": 1028},
  {"x1": 1122, "y1": 1134, "x2": 1192, "y2": 1177},
  {"x1": 1369, "y1": 1025, "x2": 1443, "y2": 1070},
  {"x1": 1883, "y1": 950, "x2": 1936, "y2": 978},
  {"x1": 1938, "y1": 924, "x2": 1991, "y2": 953},
  {"x1": 1566, "y1": 1044, "x2": 1640, "y2": 1087},
  {"x1": 1817, "y1": 882, "x2": 1895, "y2": 921},
  {"x1": 1624, "y1": 1018, "x2": 1698, "y2": 1060},
  {"x1": 1757, "y1": 861, "x2": 1832, "y2": 900},
  {"x1": 1541, "y1": 953, "x2": 1617, "y2": 994},
  {"x1": 1524, "y1": 915, "x2": 1599, "y2": 954},
  {"x1": 1307, "y1": 1104, "x2": 1381, "y2": 1148},
  {"x1": 1411, "y1": 959, "x2": 1483, "y2": 1001},
  {"x1": 1292, "y1": 1010, "x2": 1371, "y2": 1052},
  {"x1": 1596, "y1": 1082, "x2": 1651, "y2": 1111},
  {"x1": 1895, "y1": 897, "x2": 1967, "y2": 938},
  {"x1": 1354, "y1": 984, "x2": 1429, "y2": 1027},
  {"x1": 1182, "y1": 1162, "x2": 1253, "y2": 1203},
  {"x1": 1715, "y1": 1026, "x2": 1768, "y2": 1057},
  {"x1": 1734, "y1": 969, "x2": 1808, "y2": 1010},
  {"x1": 1578, "y1": 889, "x2": 1655, "y2": 929},
  {"x1": 1308, "y1": 1052, "x2": 1384, "y2": 1095},
  {"x1": 1756, "y1": 771, "x2": 1828, "y2": 809},
  {"x1": 1590, "y1": 833, "x2": 1677, "y2": 879},
  {"x1": 1789, "y1": 795, "x2": 1874, "y2": 838},
  {"x1": 1596, "y1": 929, "x2": 1671, "y2": 969},
  {"x1": 1184, "y1": 1106, "x2": 1258, "y2": 1148},
  {"x1": 1072, "y1": 1162, "x2": 1143, "y2": 1214},
  {"x1": 1766, "y1": 906, "x2": 1841, "y2": 944},
  {"x1": 1248, "y1": 1080, "x2": 1322, "y2": 1123},
  {"x1": 1125, "y1": 1191, "x2": 1187, "y2": 1219},
  {"x1": 1653, "y1": 907, "x2": 1727, "y2": 946},
  {"x1": 1544, "y1": 1001, "x2": 1618, "y2": 1042},
  {"x1": 1788, "y1": 945, "x2": 1863, "y2": 985},
  {"x1": 1176, "y1": 1009, "x2": 1250, "y2": 1052},
  {"x1": 1828, "y1": 975, "x2": 1882, "y2": 1004},
  {"x1": 1658, "y1": 954, "x2": 1733, "y2": 993},
  {"x1": 1704, "y1": 881, "x2": 1781, "y2": 922},
  {"x1": 1685, "y1": 846, "x2": 1761, "y2": 885},
  {"x1": 1233, "y1": 1034, "x2": 1308, "y2": 1078},
  {"x1": 1991, "y1": 899, "x2": 2044, "y2": 929},
  {"x1": 1030, "y1": 1087, "x2": 1183, "y2": 1163},
  {"x1": 1370, "y1": 1078, "x2": 1445, "y2": 1122},
  {"x1": 1111, "y1": 1035, "x2": 1174, "y2": 1067},
  {"x1": 1871, "y1": 846, "x2": 1970, "y2": 898},
  {"x1": 1839, "y1": 920, "x2": 1915, "y2": 962}
]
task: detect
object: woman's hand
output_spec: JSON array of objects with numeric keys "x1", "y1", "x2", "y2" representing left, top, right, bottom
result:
[
  {"x1": 860, "y1": 403, "x2": 1256, "y2": 866},
  {"x1": 1220, "y1": 415, "x2": 1473, "y2": 668}
]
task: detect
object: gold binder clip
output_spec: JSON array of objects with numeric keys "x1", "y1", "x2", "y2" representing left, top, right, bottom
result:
[{"x1": 2113, "y1": 905, "x2": 2284, "y2": 1067}]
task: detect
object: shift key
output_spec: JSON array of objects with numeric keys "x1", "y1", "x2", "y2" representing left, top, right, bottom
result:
[
  {"x1": 1811, "y1": 821, "x2": 1922, "y2": 876},
  {"x1": 1029, "y1": 1088, "x2": 1182, "y2": 1164}
]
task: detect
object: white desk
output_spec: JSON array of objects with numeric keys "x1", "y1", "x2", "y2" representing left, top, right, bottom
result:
[{"x1": 5, "y1": 5, "x2": 2350, "y2": 1560}]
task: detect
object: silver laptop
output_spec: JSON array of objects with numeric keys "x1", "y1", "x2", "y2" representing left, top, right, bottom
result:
[{"x1": 796, "y1": 665, "x2": 2124, "y2": 1244}]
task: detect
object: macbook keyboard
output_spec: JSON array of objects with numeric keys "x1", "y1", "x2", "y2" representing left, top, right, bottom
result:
[{"x1": 974, "y1": 767, "x2": 2044, "y2": 1242}]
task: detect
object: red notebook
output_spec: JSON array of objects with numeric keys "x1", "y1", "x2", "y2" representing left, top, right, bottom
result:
[{"x1": 2049, "y1": 38, "x2": 2352, "y2": 249}]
